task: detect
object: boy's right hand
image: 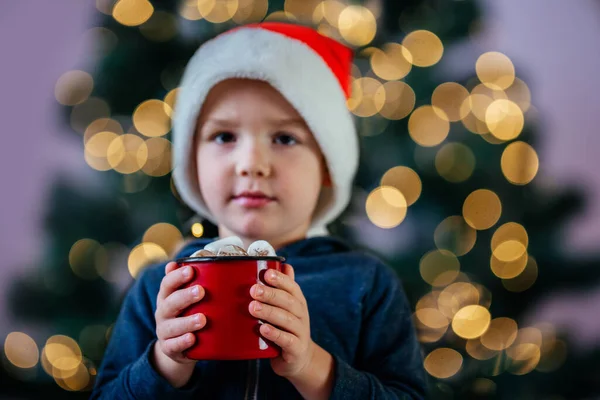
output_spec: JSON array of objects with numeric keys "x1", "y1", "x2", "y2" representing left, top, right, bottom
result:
[{"x1": 154, "y1": 261, "x2": 207, "y2": 365}]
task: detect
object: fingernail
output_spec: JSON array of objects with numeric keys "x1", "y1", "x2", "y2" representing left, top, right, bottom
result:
[
  {"x1": 192, "y1": 286, "x2": 200, "y2": 298},
  {"x1": 254, "y1": 301, "x2": 262, "y2": 311},
  {"x1": 182, "y1": 267, "x2": 191, "y2": 278},
  {"x1": 194, "y1": 314, "x2": 203, "y2": 327},
  {"x1": 269, "y1": 270, "x2": 278, "y2": 280},
  {"x1": 254, "y1": 285, "x2": 264, "y2": 296}
]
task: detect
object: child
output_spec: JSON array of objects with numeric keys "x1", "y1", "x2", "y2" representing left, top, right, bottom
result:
[{"x1": 91, "y1": 22, "x2": 428, "y2": 399}]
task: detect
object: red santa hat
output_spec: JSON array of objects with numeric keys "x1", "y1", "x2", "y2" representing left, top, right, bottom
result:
[{"x1": 172, "y1": 22, "x2": 359, "y2": 237}]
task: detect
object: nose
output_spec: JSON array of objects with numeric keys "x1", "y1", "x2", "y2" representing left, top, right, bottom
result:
[{"x1": 234, "y1": 140, "x2": 271, "y2": 179}]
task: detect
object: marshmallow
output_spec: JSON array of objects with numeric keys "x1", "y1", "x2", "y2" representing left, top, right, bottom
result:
[
  {"x1": 247, "y1": 240, "x2": 276, "y2": 257},
  {"x1": 203, "y1": 236, "x2": 244, "y2": 254}
]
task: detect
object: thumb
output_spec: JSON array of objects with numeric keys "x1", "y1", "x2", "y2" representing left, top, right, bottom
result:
[{"x1": 282, "y1": 263, "x2": 295, "y2": 281}]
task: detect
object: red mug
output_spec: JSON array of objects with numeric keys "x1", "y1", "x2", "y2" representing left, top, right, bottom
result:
[{"x1": 177, "y1": 254, "x2": 285, "y2": 360}]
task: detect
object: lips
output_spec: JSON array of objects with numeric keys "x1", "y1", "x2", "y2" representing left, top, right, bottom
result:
[
  {"x1": 232, "y1": 191, "x2": 274, "y2": 200},
  {"x1": 231, "y1": 191, "x2": 275, "y2": 208}
]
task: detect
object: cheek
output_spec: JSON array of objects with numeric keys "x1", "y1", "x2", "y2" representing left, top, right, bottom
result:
[{"x1": 196, "y1": 150, "x2": 228, "y2": 200}]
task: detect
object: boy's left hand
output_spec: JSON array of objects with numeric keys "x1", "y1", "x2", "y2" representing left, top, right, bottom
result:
[{"x1": 249, "y1": 263, "x2": 315, "y2": 378}]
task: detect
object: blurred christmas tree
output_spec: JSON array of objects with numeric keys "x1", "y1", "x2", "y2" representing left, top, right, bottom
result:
[{"x1": 3, "y1": 0, "x2": 600, "y2": 399}]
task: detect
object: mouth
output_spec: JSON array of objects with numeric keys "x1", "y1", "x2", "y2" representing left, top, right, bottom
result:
[{"x1": 231, "y1": 191, "x2": 276, "y2": 208}]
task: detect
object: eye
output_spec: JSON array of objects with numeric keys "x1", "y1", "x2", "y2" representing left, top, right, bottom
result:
[
  {"x1": 212, "y1": 132, "x2": 236, "y2": 144},
  {"x1": 273, "y1": 133, "x2": 299, "y2": 146}
]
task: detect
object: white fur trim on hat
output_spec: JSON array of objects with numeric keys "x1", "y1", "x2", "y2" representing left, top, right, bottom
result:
[{"x1": 172, "y1": 26, "x2": 359, "y2": 237}]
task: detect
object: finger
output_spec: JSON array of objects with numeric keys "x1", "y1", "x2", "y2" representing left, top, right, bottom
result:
[
  {"x1": 156, "y1": 313, "x2": 206, "y2": 340},
  {"x1": 264, "y1": 269, "x2": 304, "y2": 302},
  {"x1": 250, "y1": 284, "x2": 305, "y2": 320},
  {"x1": 282, "y1": 263, "x2": 295, "y2": 281},
  {"x1": 160, "y1": 333, "x2": 196, "y2": 358},
  {"x1": 161, "y1": 285, "x2": 205, "y2": 318},
  {"x1": 249, "y1": 301, "x2": 303, "y2": 338},
  {"x1": 165, "y1": 261, "x2": 179, "y2": 275},
  {"x1": 259, "y1": 323, "x2": 299, "y2": 353},
  {"x1": 158, "y1": 264, "x2": 194, "y2": 302}
]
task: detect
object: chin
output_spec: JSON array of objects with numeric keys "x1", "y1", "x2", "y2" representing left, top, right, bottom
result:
[{"x1": 231, "y1": 217, "x2": 274, "y2": 239}]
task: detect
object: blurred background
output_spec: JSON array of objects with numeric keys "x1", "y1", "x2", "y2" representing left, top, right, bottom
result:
[{"x1": 1, "y1": 0, "x2": 600, "y2": 398}]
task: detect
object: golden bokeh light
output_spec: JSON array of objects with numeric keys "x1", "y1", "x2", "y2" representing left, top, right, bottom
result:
[
  {"x1": 370, "y1": 43, "x2": 413, "y2": 81},
  {"x1": 179, "y1": 0, "x2": 203, "y2": 20},
  {"x1": 380, "y1": 166, "x2": 422, "y2": 206},
  {"x1": 69, "y1": 239, "x2": 107, "y2": 280},
  {"x1": 480, "y1": 317, "x2": 518, "y2": 351},
  {"x1": 133, "y1": 99, "x2": 172, "y2": 137},
  {"x1": 416, "y1": 290, "x2": 441, "y2": 311},
  {"x1": 71, "y1": 97, "x2": 111, "y2": 134},
  {"x1": 142, "y1": 222, "x2": 183, "y2": 256},
  {"x1": 419, "y1": 249, "x2": 460, "y2": 287},
  {"x1": 460, "y1": 108, "x2": 490, "y2": 135},
  {"x1": 107, "y1": 133, "x2": 148, "y2": 174},
  {"x1": 414, "y1": 316, "x2": 448, "y2": 343},
  {"x1": 435, "y1": 142, "x2": 476, "y2": 183},
  {"x1": 191, "y1": 222, "x2": 205, "y2": 238},
  {"x1": 198, "y1": 0, "x2": 239, "y2": 23},
  {"x1": 507, "y1": 343, "x2": 541, "y2": 375},
  {"x1": 55, "y1": 70, "x2": 94, "y2": 106},
  {"x1": 85, "y1": 131, "x2": 119, "y2": 171},
  {"x1": 504, "y1": 77, "x2": 532, "y2": 112},
  {"x1": 462, "y1": 189, "x2": 502, "y2": 230},
  {"x1": 502, "y1": 255, "x2": 538, "y2": 292},
  {"x1": 142, "y1": 137, "x2": 172, "y2": 177},
  {"x1": 128, "y1": 243, "x2": 169, "y2": 278},
  {"x1": 415, "y1": 308, "x2": 449, "y2": 330},
  {"x1": 338, "y1": 5, "x2": 377, "y2": 46},
  {"x1": 491, "y1": 222, "x2": 529, "y2": 262},
  {"x1": 512, "y1": 326, "x2": 543, "y2": 347},
  {"x1": 112, "y1": 0, "x2": 154, "y2": 26},
  {"x1": 437, "y1": 282, "x2": 480, "y2": 319},
  {"x1": 501, "y1": 141, "x2": 539, "y2": 185},
  {"x1": 163, "y1": 88, "x2": 179, "y2": 116},
  {"x1": 431, "y1": 82, "x2": 470, "y2": 122},
  {"x1": 365, "y1": 186, "x2": 408, "y2": 229},
  {"x1": 424, "y1": 348, "x2": 463, "y2": 379},
  {"x1": 4, "y1": 332, "x2": 39, "y2": 369},
  {"x1": 41, "y1": 335, "x2": 83, "y2": 379},
  {"x1": 408, "y1": 105, "x2": 450, "y2": 147},
  {"x1": 139, "y1": 10, "x2": 178, "y2": 42},
  {"x1": 284, "y1": 0, "x2": 320, "y2": 21},
  {"x1": 476, "y1": 51, "x2": 515, "y2": 90},
  {"x1": 490, "y1": 251, "x2": 529, "y2": 280},
  {"x1": 402, "y1": 30, "x2": 444, "y2": 67},
  {"x1": 54, "y1": 360, "x2": 91, "y2": 391},
  {"x1": 466, "y1": 338, "x2": 498, "y2": 360},
  {"x1": 313, "y1": 0, "x2": 346, "y2": 27},
  {"x1": 379, "y1": 81, "x2": 415, "y2": 120},
  {"x1": 485, "y1": 99, "x2": 524, "y2": 141},
  {"x1": 347, "y1": 77, "x2": 386, "y2": 118},
  {"x1": 466, "y1": 84, "x2": 508, "y2": 122},
  {"x1": 434, "y1": 216, "x2": 477, "y2": 256},
  {"x1": 452, "y1": 305, "x2": 491, "y2": 339},
  {"x1": 84, "y1": 118, "x2": 124, "y2": 144},
  {"x1": 233, "y1": 0, "x2": 269, "y2": 23}
]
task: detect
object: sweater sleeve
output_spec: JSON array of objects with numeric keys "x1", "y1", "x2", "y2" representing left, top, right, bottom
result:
[
  {"x1": 329, "y1": 261, "x2": 429, "y2": 399},
  {"x1": 89, "y1": 265, "x2": 203, "y2": 399}
]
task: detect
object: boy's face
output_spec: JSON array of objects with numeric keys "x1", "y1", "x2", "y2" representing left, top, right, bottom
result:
[{"x1": 194, "y1": 79, "x2": 330, "y2": 250}]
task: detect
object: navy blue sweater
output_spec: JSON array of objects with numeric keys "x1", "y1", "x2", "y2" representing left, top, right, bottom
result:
[{"x1": 91, "y1": 236, "x2": 428, "y2": 399}]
